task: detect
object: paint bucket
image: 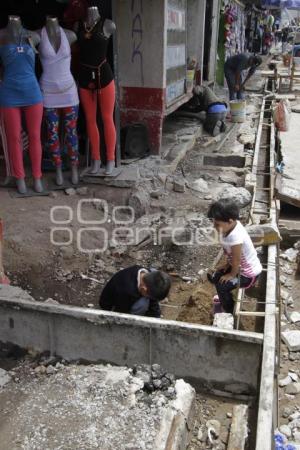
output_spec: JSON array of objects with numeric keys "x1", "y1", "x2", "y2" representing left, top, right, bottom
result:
[
  {"x1": 230, "y1": 100, "x2": 246, "y2": 123},
  {"x1": 186, "y1": 70, "x2": 195, "y2": 93},
  {"x1": 213, "y1": 295, "x2": 223, "y2": 315}
]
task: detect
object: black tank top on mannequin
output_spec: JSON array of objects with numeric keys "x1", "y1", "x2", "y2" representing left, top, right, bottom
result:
[{"x1": 78, "y1": 20, "x2": 114, "y2": 90}]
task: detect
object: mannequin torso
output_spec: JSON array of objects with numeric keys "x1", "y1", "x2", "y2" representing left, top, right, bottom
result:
[
  {"x1": 0, "y1": 16, "x2": 40, "y2": 48},
  {"x1": 78, "y1": 7, "x2": 116, "y2": 90},
  {"x1": 85, "y1": 6, "x2": 116, "y2": 39},
  {"x1": 44, "y1": 16, "x2": 77, "y2": 52}
]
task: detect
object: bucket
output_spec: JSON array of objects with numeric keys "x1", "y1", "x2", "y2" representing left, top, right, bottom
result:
[
  {"x1": 213, "y1": 295, "x2": 223, "y2": 315},
  {"x1": 230, "y1": 100, "x2": 246, "y2": 123},
  {"x1": 186, "y1": 69, "x2": 195, "y2": 93}
]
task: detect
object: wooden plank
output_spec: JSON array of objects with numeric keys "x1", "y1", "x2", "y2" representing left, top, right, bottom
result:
[{"x1": 227, "y1": 405, "x2": 249, "y2": 450}]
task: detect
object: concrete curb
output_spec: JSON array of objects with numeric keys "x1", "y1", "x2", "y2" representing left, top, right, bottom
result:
[
  {"x1": 154, "y1": 379, "x2": 196, "y2": 450},
  {"x1": 0, "y1": 287, "x2": 263, "y2": 395}
]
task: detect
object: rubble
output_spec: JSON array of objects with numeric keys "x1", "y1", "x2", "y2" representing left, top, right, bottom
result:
[
  {"x1": 0, "y1": 368, "x2": 11, "y2": 388},
  {"x1": 0, "y1": 363, "x2": 195, "y2": 450},
  {"x1": 290, "y1": 312, "x2": 300, "y2": 324},
  {"x1": 173, "y1": 178, "x2": 186, "y2": 193},
  {"x1": 282, "y1": 330, "x2": 300, "y2": 352},
  {"x1": 213, "y1": 313, "x2": 234, "y2": 330},
  {"x1": 282, "y1": 248, "x2": 298, "y2": 263},
  {"x1": 279, "y1": 375, "x2": 293, "y2": 387},
  {"x1": 215, "y1": 186, "x2": 252, "y2": 208},
  {"x1": 128, "y1": 189, "x2": 150, "y2": 218},
  {"x1": 285, "y1": 383, "x2": 300, "y2": 395},
  {"x1": 187, "y1": 178, "x2": 209, "y2": 194},
  {"x1": 76, "y1": 186, "x2": 89, "y2": 196},
  {"x1": 247, "y1": 223, "x2": 282, "y2": 246},
  {"x1": 65, "y1": 187, "x2": 76, "y2": 196}
]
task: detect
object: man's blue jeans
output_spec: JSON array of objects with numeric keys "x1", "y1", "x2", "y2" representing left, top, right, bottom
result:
[
  {"x1": 130, "y1": 297, "x2": 149, "y2": 315},
  {"x1": 224, "y1": 67, "x2": 245, "y2": 101}
]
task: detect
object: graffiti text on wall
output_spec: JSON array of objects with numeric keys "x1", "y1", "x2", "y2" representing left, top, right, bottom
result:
[{"x1": 131, "y1": 0, "x2": 144, "y2": 85}]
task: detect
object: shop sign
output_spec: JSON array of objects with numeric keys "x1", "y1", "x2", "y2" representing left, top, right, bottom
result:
[
  {"x1": 166, "y1": 45, "x2": 186, "y2": 69},
  {"x1": 166, "y1": 79, "x2": 185, "y2": 104}
]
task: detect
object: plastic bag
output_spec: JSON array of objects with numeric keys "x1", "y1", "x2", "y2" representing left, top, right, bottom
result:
[{"x1": 273, "y1": 99, "x2": 291, "y2": 132}]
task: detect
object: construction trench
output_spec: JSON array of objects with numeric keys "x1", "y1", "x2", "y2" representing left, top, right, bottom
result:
[{"x1": 0, "y1": 73, "x2": 300, "y2": 450}]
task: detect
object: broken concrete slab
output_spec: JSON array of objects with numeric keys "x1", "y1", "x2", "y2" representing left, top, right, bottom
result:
[
  {"x1": 0, "y1": 368, "x2": 11, "y2": 388},
  {"x1": 276, "y1": 113, "x2": 300, "y2": 208},
  {"x1": 246, "y1": 223, "x2": 282, "y2": 246},
  {"x1": 128, "y1": 189, "x2": 150, "y2": 218},
  {"x1": 0, "y1": 363, "x2": 195, "y2": 450},
  {"x1": 285, "y1": 383, "x2": 300, "y2": 395},
  {"x1": 290, "y1": 312, "x2": 300, "y2": 324},
  {"x1": 173, "y1": 178, "x2": 186, "y2": 193},
  {"x1": 215, "y1": 186, "x2": 252, "y2": 208},
  {"x1": 213, "y1": 313, "x2": 234, "y2": 330},
  {"x1": 281, "y1": 247, "x2": 298, "y2": 263},
  {"x1": 82, "y1": 165, "x2": 140, "y2": 188},
  {"x1": 227, "y1": 405, "x2": 249, "y2": 450},
  {"x1": 187, "y1": 178, "x2": 209, "y2": 194},
  {"x1": 281, "y1": 330, "x2": 300, "y2": 352},
  {"x1": 0, "y1": 284, "x2": 34, "y2": 302},
  {"x1": 203, "y1": 154, "x2": 246, "y2": 169}
]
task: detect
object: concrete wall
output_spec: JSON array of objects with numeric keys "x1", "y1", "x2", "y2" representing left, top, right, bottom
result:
[
  {"x1": 115, "y1": 0, "x2": 167, "y2": 153},
  {"x1": 187, "y1": 0, "x2": 206, "y2": 85},
  {"x1": 0, "y1": 292, "x2": 263, "y2": 395},
  {"x1": 115, "y1": 0, "x2": 166, "y2": 89}
]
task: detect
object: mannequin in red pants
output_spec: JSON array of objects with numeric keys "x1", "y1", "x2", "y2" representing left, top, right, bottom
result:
[
  {"x1": 2, "y1": 104, "x2": 43, "y2": 182},
  {"x1": 78, "y1": 6, "x2": 116, "y2": 175},
  {"x1": 0, "y1": 16, "x2": 43, "y2": 194},
  {"x1": 79, "y1": 80, "x2": 116, "y2": 167}
]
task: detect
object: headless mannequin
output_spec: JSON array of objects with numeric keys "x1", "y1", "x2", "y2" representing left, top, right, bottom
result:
[
  {"x1": 85, "y1": 7, "x2": 116, "y2": 40},
  {"x1": 43, "y1": 17, "x2": 79, "y2": 186},
  {"x1": 0, "y1": 17, "x2": 43, "y2": 194},
  {"x1": 80, "y1": 7, "x2": 116, "y2": 175}
]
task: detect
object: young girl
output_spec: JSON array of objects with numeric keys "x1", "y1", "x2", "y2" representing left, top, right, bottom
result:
[{"x1": 207, "y1": 199, "x2": 262, "y2": 314}]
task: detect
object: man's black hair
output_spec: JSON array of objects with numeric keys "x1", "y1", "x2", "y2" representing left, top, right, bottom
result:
[
  {"x1": 143, "y1": 271, "x2": 171, "y2": 301},
  {"x1": 252, "y1": 55, "x2": 262, "y2": 67},
  {"x1": 207, "y1": 199, "x2": 240, "y2": 222}
]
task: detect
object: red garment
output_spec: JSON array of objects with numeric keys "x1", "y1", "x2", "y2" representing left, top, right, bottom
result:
[
  {"x1": 1, "y1": 103, "x2": 43, "y2": 179},
  {"x1": 63, "y1": 0, "x2": 88, "y2": 28},
  {"x1": 79, "y1": 80, "x2": 116, "y2": 162}
]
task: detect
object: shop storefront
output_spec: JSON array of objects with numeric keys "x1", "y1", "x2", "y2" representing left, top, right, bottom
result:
[
  {"x1": 0, "y1": 0, "x2": 211, "y2": 183},
  {"x1": 216, "y1": 0, "x2": 246, "y2": 85},
  {"x1": 115, "y1": 0, "x2": 209, "y2": 155}
]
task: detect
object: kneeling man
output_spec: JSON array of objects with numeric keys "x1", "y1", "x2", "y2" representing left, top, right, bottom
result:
[{"x1": 99, "y1": 265, "x2": 171, "y2": 318}]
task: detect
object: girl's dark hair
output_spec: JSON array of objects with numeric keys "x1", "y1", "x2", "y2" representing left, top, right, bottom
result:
[{"x1": 207, "y1": 199, "x2": 240, "y2": 222}]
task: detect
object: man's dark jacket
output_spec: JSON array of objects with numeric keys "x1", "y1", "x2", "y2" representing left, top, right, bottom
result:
[{"x1": 99, "y1": 265, "x2": 161, "y2": 317}]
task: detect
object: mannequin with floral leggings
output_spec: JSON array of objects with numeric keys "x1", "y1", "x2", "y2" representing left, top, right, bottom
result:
[
  {"x1": 78, "y1": 6, "x2": 116, "y2": 175},
  {"x1": 39, "y1": 16, "x2": 79, "y2": 185}
]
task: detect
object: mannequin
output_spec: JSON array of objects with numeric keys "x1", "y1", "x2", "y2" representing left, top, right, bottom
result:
[
  {"x1": 0, "y1": 16, "x2": 43, "y2": 194},
  {"x1": 78, "y1": 6, "x2": 116, "y2": 175},
  {"x1": 39, "y1": 17, "x2": 80, "y2": 186}
]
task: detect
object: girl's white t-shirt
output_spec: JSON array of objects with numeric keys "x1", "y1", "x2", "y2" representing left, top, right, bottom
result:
[{"x1": 221, "y1": 221, "x2": 262, "y2": 278}]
